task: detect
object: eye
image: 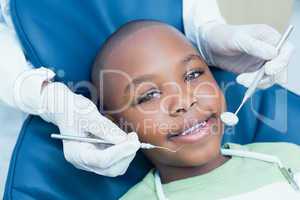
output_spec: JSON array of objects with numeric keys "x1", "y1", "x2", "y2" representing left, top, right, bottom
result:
[
  {"x1": 184, "y1": 69, "x2": 204, "y2": 82},
  {"x1": 136, "y1": 89, "x2": 162, "y2": 104}
]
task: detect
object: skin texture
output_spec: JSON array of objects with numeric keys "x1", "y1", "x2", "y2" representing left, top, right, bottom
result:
[{"x1": 92, "y1": 21, "x2": 228, "y2": 183}]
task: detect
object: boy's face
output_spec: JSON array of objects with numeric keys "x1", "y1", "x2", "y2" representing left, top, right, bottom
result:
[{"x1": 100, "y1": 25, "x2": 226, "y2": 168}]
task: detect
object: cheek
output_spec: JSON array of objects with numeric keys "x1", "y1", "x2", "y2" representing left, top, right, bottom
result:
[
  {"x1": 120, "y1": 110, "x2": 170, "y2": 145},
  {"x1": 220, "y1": 92, "x2": 226, "y2": 113},
  {"x1": 134, "y1": 99, "x2": 161, "y2": 113},
  {"x1": 121, "y1": 110, "x2": 184, "y2": 166},
  {"x1": 192, "y1": 81, "x2": 223, "y2": 110}
]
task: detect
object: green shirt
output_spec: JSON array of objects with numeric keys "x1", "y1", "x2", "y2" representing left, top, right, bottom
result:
[{"x1": 120, "y1": 142, "x2": 300, "y2": 200}]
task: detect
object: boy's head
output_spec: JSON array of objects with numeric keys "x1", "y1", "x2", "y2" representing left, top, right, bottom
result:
[{"x1": 92, "y1": 20, "x2": 226, "y2": 169}]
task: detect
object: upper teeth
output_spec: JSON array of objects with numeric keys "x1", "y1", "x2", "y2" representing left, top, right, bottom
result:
[{"x1": 181, "y1": 121, "x2": 207, "y2": 136}]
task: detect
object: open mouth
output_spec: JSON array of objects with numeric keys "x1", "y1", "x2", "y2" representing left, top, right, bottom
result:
[{"x1": 167, "y1": 115, "x2": 216, "y2": 144}]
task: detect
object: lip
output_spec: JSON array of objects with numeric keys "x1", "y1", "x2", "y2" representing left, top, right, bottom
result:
[{"x1": 167, "y1": 116, "x2": 216, "y2": 144}]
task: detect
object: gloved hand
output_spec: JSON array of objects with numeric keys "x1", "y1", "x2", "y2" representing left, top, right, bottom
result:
[
  {"x1": 236, "y1": 64, "x2": 288, "y2": 89},
  {"x1": 198, "y1": 23, "x2": 294, "y2": 89},
  {"x1": 40, "y1": 82, "x2": 141, "y2": 177}
]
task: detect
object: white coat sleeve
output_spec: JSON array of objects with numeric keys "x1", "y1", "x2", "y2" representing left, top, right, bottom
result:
[
  {"x1": 0, "y1": 7, "x2": 3, "y2": 22},
  {"x1": 0, "y1": 0, "x2": 55, "y2": 115},
  {"x1": 183, "y1": 0, "x2": 225, "y2": 44}
]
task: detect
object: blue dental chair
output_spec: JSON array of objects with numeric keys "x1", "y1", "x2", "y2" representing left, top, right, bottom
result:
[{"x1": 4, "y1": 0, "x2": 300, "y2": 199}]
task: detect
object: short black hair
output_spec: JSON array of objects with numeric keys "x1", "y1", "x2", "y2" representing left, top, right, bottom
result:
[{"x1": 91, "y1": 20, "x2": 174, "y2": 90}]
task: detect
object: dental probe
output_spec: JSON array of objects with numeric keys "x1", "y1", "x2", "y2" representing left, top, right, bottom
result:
[
  {"x1": 51, "y1": 134, "x2": 179, "y2": 153},
  {"x1": 221, "y1": 25, "x2": 294, "y2": 126}
]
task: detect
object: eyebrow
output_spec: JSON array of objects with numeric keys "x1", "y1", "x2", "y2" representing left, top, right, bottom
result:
[
  {"x1": 124, "y1": 74, "x2": 156, "y2": 94},
  {"x1": 123, "y1": 54, "x2": 202, "y2": 94},
  {"x1": 181, "y1": 54, "x2": 202, "y2": 65}
]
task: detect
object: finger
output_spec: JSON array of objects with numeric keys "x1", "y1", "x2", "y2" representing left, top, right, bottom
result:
[
  {"x1": 236, "y1": 72, "x2": 273, "y2": 89},
  {"x1": 86, "y1": 112, "x2": 127, "y2": 143},
  {"x1": 237, "y1": 34, "x2": 277, "y2": 60},
  {"x1": 236, "y1": 72, "x2": 274, "y2": 89},
  {"x1": 264, "y1": 43, "x2": 294, "y2": 76},
  {"x1": 250, "y1": 24, "x2": 281, "y2": 45},
  {"x1": 236, "y1": 72, "x2": 257, "y2": 87},
  {"x1": 78, "y1": 133, "x2": 140, "y2": 169},
  {"x1": 90, "y1": 154, "x2": 136, "y2": 177}
]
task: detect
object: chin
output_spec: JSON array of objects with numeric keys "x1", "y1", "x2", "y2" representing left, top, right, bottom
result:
[{"x1": 171, "y1": 140, "x2": 222, "y2": 167}]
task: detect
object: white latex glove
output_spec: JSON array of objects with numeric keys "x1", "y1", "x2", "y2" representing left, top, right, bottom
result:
[
  {"x1": 40, "y1": 82, "x2": 141, "y2": 177},
  {"x1": 236, "y1": 65, "x2": 288, "y2": 90},
  {"x1": 198, "y1": 23, "x2": 294, "y2": 89}
]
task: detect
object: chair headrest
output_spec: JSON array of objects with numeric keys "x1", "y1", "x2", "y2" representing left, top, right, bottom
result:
[{"x1": 11, "y1": 0, "x2": 183, "y2": 84}]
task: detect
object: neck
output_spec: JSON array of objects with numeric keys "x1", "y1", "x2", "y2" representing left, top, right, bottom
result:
[{"x1": 156, "y1": 152, "x2": 230, "y2": 184}]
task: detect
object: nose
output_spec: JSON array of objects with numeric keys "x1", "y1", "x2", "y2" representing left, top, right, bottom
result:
[{"x1": 168, "y1": 94, "x2": 198, "y2": 117}]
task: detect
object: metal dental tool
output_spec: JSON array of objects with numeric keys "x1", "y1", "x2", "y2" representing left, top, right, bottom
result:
[
  {"x1": 221, "y1": 25, "x2": 294, "y2": 127},
  {"x1": 51, "y1": 134, "x2": 180, "y2": 153}
]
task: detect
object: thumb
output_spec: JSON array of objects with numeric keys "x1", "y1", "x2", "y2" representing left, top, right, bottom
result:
[
  {"x1": 126, "y1": 132, "x2": 141, "y2": 149},
  {"x1": 127, "y1": 132, "x2": 140, "y2": 144},
  {"x1": 236, "y1": 72, "x2": 253, "y2": 88},
  {"x1": 237, "y1": 34, "x2": 277, "y2": 60}
]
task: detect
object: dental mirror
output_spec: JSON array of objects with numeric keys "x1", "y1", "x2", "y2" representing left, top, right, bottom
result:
[{"x1": 220, "y1": 112, "x2": 239, "y2": 126}]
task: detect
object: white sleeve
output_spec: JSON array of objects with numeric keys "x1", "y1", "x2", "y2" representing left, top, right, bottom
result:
[
  {"x1": 183, "y1": 0, "x2": 225, "y2": 44},
  {"x1": 0, "y1": 0, "x2": 13, "y2": 29},
  {"x1": 0, "y1": 7, "x2": 3, "y2": 22},
  {"x1": 0, "y1": 2, "x2": 56, "y2": 115}
]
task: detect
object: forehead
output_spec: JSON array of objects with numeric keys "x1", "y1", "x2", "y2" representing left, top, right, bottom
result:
[{"x1": 102, "y1": 25, "x2": 197, "y2": 79}]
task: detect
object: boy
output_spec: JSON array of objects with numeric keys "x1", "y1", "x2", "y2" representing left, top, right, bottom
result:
[{"x1": 92, "y1": 20, "x2": 300, "y2": 200}]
